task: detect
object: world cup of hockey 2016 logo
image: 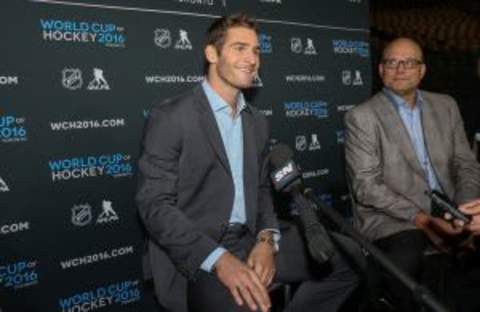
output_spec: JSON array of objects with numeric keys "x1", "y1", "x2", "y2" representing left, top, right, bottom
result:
[
  {"x1": 154, "y1": 28, "x2": 171, "y2": 48},
  {"x1": 62, "y1": 68, "x2": 83, "y2": 90}
]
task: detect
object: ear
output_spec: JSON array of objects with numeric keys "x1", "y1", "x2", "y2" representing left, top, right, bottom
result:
[
  {"x1": 420, "y1": 63, "x2": 426, "y2": 80},
  {"x1": 205, "y1": 45, "x2": 219, "y2": 64},
  {"x1": 378, "y1": 63, "x2": 384, "y2": 78}
]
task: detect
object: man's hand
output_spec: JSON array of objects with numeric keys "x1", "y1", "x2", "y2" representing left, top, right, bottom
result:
[
  {"x1": 247, "y1": 241, "x2": 276, "y2": 287},
  {"x1": 415, "y1": 211, "x2": 463, "y2": 249},
  {"x1": 214, "y1": 251, "x2": 271, "y2": 312},
  {"x1": 415, "y1": 211, "x2": 463, "y2": 235},
  {"x1": 458, "y1": 199, "x2": 480, "y2": 234}
]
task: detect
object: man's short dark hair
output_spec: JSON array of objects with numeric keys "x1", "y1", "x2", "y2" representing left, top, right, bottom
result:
[{"x1": 204, "y1": 13, "x2": 258, "y2": 53}]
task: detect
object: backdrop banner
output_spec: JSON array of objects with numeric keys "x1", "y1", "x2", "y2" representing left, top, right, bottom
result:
[{"x1": 0, "y1": 0, "x2": 371, "y2": 311}]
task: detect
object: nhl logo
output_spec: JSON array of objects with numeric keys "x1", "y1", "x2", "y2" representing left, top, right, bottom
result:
[
  {"x1": 154, "y1": 29, "x2": 171, "y2": 48},
  {"x1": 291, "y1": 38, "x2": 302, "y2": 54},
  {"x1": 62, "y1": 68, "x2": 83, "y2": 90},
  {"x1": 337, "y1": 131, "x2": 345, "y2": 144},
  {"x1": 71, "y1": 204, "x2": 92, "y2": 226},
  {"x1": 296, "y1": 136, "x2": 307, "y2": 151},
  {"x1": 342, "y1": 70, "x2": 352, "y2": 85}
]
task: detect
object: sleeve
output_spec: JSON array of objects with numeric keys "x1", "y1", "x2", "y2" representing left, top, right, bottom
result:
[
  {"x1": 200, "y1": 247, "x2": 227, "y2": 272},
  {"x1": 136, "y1": 104, "x2": 218, "y2": 279},
  {"x1": 255, "y1": 115, "x2": 280, "y2": 233},
  {"x1": 344, "y1": 107, "x2": 419, "y2": 222},
  {"x1": 446, "y1": 96, "x2": 480, "y2": 203}
]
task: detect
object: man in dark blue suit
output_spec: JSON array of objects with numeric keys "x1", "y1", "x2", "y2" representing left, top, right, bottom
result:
[{"x1": 137, "y1": 13, "x2": 360, "y2": 312}]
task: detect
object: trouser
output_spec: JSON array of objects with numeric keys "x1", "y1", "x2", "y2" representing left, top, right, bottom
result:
[
  {"x1": 188, "y1": 221, "x2": 361, "y2": 312},
  {"x1": 374, "y1": 229, "x2": 430, "y2": 312}
]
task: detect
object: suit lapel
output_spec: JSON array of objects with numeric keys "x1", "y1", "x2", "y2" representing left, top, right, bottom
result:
[
  {"x1": 193, "y1": 86, "x2": 232, "y2": 176},
  {"x1": 374, "y1": 92, "x2": 425, "y2": 177},
  {"x1": 420, "y1": 92, "x2": 447, "y2": 188}
]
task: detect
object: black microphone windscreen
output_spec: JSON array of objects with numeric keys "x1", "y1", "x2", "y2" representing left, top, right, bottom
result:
[{"x1": 270, "y1": 143, "x2": 294, "y2": 169}]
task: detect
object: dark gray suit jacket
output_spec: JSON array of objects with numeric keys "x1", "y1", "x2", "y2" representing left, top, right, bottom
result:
[
  {"x1": 136, "y1": 85, "x2": 277, "y2": 311},
  {"x1": 345, "y1": 90, "x2": 480, "y2": 241}
]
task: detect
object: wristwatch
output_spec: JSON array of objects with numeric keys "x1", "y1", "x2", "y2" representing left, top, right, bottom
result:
[{"x1": 257, "y1": 231, "x2": 279, "y2": 254}]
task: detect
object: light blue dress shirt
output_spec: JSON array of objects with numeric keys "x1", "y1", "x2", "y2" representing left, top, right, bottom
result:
[
  {"x1": 200, "y1": 80, "x2": 247, "y2": 272},
  {"x1": 383, "y1": 88, "x2": 441, "y2": 191}
]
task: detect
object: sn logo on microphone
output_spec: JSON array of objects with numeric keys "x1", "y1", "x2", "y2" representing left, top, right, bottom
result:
[{"x1": 274, "y1": 161, "x2": 294, "y2": 183}]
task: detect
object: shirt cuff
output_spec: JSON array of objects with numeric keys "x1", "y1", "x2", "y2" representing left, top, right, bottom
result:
[{"x1": 200, "y1": 247, "x2": 227, "y2": 272}]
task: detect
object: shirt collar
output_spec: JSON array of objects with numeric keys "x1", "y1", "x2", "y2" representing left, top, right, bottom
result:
[
  {"x1": 202, "y1": 79, "x2": 247, "y2": 116},
  {"x1": 383, "y1": 87, "x2": 424, "y2": 111}
]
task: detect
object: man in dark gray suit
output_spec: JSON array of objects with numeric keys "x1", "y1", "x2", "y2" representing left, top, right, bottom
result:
[
  {"x1": 137, "y1": 13, "x2": 359, "y2": 312},
  {"x1": 345, "y1": 38, "x2": 480, "y2": 310}
]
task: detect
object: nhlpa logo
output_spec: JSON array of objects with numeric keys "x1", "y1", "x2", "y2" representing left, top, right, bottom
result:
[
  {"x1": 62, "y1": 68, "x2": 83, "y2": 90},
  {"x1": 87, "y1": 68, "x2": 110, "y2": 90},
  {"x1": 175, "y1": 29, "x2": 192, "y2": 50},
  {"x1": 71, "y1": 204, "x2": 92, "y2": 226},
  {"x1": 252, "y1": 74, "x2": 263, "y2": 87},
  {"x1": 0, "y1": 176, "x2": 9, "y2": 192},
  {"x1": 353, "y1": 70, "x2": 363, "y2": 86},
  {"x1": 304, "y1": 38, "x2": 317, "y2": 55},
  {"x1": 309, "y1": 134, "x2": 321, "y2": 150},
  {"x1": 291, "y1": 38, "x2": 302, "y2": 54},
  {"x1": 295, "y1": 135, "x2": 307, "y2": 151},
  {"x1": 96, "y1": 200, "x2": 119, "y2": 223},
  {"x1": 154, "y1": 29, "x2": 171, "y2": 48}
]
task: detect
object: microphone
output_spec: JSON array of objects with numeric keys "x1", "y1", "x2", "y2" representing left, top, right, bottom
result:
[
  {"x1": 269, "y1": 143, "x2": 335, "y2": 264},
  {"x1": 426, "y1": 190, "x2": 471, "y2": 223},
  {"x1": 268, "y1": 145, "x2": 449, "y2": 312}
]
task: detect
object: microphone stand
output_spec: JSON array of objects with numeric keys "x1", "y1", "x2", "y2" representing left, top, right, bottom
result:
[{"x1": 305, "y1": 190, "x2": 450, "y2": 312}]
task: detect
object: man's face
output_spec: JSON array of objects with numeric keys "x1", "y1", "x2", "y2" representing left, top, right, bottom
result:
[
  {"x1": 206, "y1": 26, "x2": 260, "y2": 92},
  {"x1": 379, "y1": 40, "x2": 426, "y2": 97}
]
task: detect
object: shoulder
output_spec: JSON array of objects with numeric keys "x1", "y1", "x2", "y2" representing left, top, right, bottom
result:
[
  {"x1": 345, "y1": 92, "x2": 385, "y2": 123},
  {"x1": 247, "y1": 104, "x2": 268, "y2": 122},
  {"x1": 246, "y1": 104, "x2": 270, "y2": 133},
  {"x1": 420, "y1": 90, "x2": 459, "y2": 113},
  {"x1": 420, "y1": 90, "x2": 455, "y2": 104},
  {"x1": 143, "y1": 87, "x2": 203, "y2": 142},
  {"x1": 150, "y1": 87, "x2": 198, "y2": 118}
]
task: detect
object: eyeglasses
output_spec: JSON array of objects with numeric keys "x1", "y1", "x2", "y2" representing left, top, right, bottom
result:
[{"x1": 382, "y1": 58, "x2": 423, "y2": 69}]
